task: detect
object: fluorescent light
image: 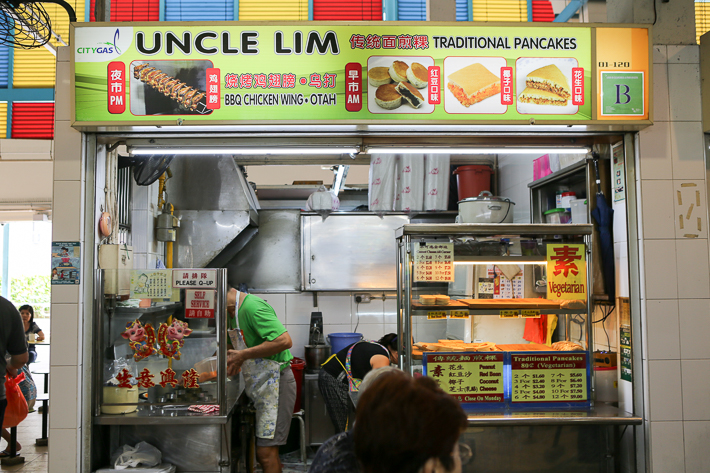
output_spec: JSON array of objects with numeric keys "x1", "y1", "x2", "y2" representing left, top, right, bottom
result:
[
  {"x1": 365, "y1": 147, "x2": 589, "y2": 155},
  {"x1": 454, "y1": 260, "x2": 547, "y2": 265},
  {"x1": 130, "y1": 147, "x2": 360, "y2": 156}
]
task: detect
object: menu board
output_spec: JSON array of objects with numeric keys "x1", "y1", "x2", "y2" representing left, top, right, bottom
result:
[
  {"x1": 130, "y1": 269, "x2": 171, "y2": 298},
  {"x1": 510, "y1": 352, "x2": 588, "y2": 404},
  {"x1": 414, "y1": 243, "x2": 454, "y2": 282},
  {"x1": 424, "y1": 352, "x2": 505, "y2": 404},
  {"x1": 546, "y1": 243, "x2": 587, "y2": 300}
]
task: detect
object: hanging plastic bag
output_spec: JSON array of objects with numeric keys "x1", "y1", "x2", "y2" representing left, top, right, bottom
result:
[
  {"x1": 112, "y1": 441, "x2": 162, "y2": 470},
  {"x1": 3, "y1": 371, "x2": 28, "y2": 428},
  {"x1": 306, "y1": 185, "x2": 340, "y2": 218}
]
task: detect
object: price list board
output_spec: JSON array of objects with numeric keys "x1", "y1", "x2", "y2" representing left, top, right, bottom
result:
[
  {"x1": 510, "y1": 352, "x2": 589, "y2": 405},
  {"x1": 413, "y1": 243, "x2": 454, "y2": 283},
  {"x1": 424, "y1": 352, "x2": 505, "y2": 405}
]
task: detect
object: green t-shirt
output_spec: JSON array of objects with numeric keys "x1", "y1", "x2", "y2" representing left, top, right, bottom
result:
[{"x1": 235, "y1": 294, "x2": 293, "y2": 370}]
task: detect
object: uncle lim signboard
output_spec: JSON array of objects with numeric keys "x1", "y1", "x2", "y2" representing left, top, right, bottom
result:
[{"x1": 71, "y1": 23, "x2": 650, "y2": 126}]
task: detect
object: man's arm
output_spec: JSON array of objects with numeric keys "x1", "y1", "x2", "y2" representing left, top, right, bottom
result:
[
  {"x1": 6, "y1": 352, "x2": 28, "y2": 378},
  {"x1": 227, "y1": 332, "x2": 292, "y2": 376}
]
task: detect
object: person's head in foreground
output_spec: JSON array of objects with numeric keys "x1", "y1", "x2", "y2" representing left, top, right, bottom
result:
[{"x1": 354, "y1": 370, "x2": 469, "y2": 473}]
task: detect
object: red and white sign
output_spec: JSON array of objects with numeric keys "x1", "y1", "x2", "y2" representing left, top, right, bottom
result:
[
  {"x1": 572, "y1": 67, "x2": 584, "y2": 105},
  {"x1": 185, "y1": 289, "x2": 215, "y2": 318},
  {"x1": 206, "y1": 67, "x2": 221, "y2": 110},
  {"x1": 172, "y1": 269, "x2": 217, "y2": 288},
  {"x1": 428, "y1": 66, "x2": 441, "y2": 105},
  {"x1": 108, "y1": 62, "x2": 126, "y2": 114},
  {"x1": 501, "y1": 66, "x2": 513, "y2": 106},
  {"x1": 345, "y1": 63, "x2": 362, "y2": 112}
]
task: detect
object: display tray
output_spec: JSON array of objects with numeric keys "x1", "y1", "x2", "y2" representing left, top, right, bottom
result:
[
  {"x1": 412, "y1": 300, "x2": 469, "y2": 309},
  {"x1": 459, "y1": 298, "x2": 562, "y2": 309},
  {"x1": 413, "y1": 342, "x2": 552, "y2": 358}
]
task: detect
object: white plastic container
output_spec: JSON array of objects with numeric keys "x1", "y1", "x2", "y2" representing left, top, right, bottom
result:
[
  {"x1": 594, "y1": 367, "x2": 618, "y2": 403},
  {"x1": 570, "y1": 198, "x2": 588, "y2": 224}
]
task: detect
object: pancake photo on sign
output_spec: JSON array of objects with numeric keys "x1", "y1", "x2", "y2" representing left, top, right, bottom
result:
[
  {"x1": 443, "y1": 57, "x2": 508, "y2": 114},
  {"x1": 515, "y1": 57, "x2": 579, "y2": 115},
  {"x1": 367, "y1": 56, "x2": 436, "y2": 114}
]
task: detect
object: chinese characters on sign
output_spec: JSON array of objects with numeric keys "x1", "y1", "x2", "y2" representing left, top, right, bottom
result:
[
  {"x1": 428, "y1": 66, "x2": 441, "y2": 105},
  {"x1": 501, "y1": 66, "x2": 513, "y2": 105},
  {"x1": 345, "y1": 62, "x2": 362, "y2": 112},
  {"x1": 108, "y1": 62, "x2": 126, "y2": 114},
  {"x1": 414, "y1": 243, "x2": 454, "y2": 282},
  {"x1": 546, "y1": 244, "x2": 587, "y2": 300},
  {"x1": 185, "y1": 289, "x2": 216, "y2": 319},
  {"x1": 511, "y1": 353, "x2": 588, "y2": 403},
  {"x1": 206, "y1": 67, "x2": 221, "y2": 110},
  {"x1": 172, "y1": 269, "x2": 217, "y2": 288},
  {"x1": 572, "y1": 67, "x2": 584, "y2": 105},
  {"x1": 425, "y1": 353, "x2": 505, "y2": 403}
]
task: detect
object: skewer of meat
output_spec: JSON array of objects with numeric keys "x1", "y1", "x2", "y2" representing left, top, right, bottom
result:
[{"x1": 134, "y1": 63, "x2": 207, "y2": 111}]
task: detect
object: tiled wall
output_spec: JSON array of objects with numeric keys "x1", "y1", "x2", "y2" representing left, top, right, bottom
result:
[
  {"x1": 131, "y1": 181, "x2": 165, "y2": 269},
  {"x1": 639, "y1": 44, "x2": 710, "y2": 473},
  {"x1": 49, "y1": 47, "x2": 84, "y2": 473},
  {"x1": 252, "y1": 292, "x2": 399, "y2": 359}
]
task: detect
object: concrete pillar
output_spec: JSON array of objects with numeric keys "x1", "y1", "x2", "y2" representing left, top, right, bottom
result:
[{"x1": 607, "y1": 0, "x2": 696, "y2": 45}]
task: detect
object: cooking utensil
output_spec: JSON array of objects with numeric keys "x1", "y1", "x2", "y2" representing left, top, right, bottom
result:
[
  {"x1": 457, "y1": 191, "x2": 515, "y2": 223},
  {"x1": 305, "y1": 345, "x2": 331, "y2": 373}
]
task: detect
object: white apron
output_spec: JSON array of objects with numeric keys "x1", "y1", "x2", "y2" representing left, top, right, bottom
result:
[{"x1": 229, "y1": 291, "x2": 282, "y2": 439}]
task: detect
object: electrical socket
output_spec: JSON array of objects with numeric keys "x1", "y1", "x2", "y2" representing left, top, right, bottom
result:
[{"x1": 354, "y1": 293, "x2": 372, "y2": 303}]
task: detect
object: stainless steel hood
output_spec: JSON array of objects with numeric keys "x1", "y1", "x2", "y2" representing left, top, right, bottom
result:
[{"x1": 166, "y1": 155, "x2": 259, "y2": 268}]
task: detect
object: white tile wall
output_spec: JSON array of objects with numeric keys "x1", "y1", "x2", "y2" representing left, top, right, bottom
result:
[
  {"x1": 385, "y1": 323, "x2": 397, "y2": 335},
  {"x1": 48, "y1": 427, "x2": 79, "y2": 472},
  {"x1": 673, "y1": 180, "x2": 707, "y2": 240},
  {"x1": 55, "y1": 61, "x2": 71, "y2": 122},
  {"x1": 324, "y1": 324, "x2": 352, "y2": 338},
  {"x1": 675, "y1": 239, "x2": 710, "y2": 299},
  {"x1": 653, "y1": 45, "x2": 668, "y2": 64},
  {"x1": 667, "y1": 44, "x2": 699, "y2": 64},
  {"x1": 384, "y1": 296, "x2": 397, "y2": 325},
  {"x1": 669, "y1": 121, "x2": 705, "y2": 180},
  {"x1": 50, "y1": 284, "x2": 80, "y2": 304},
  {"x1": 52, "y1": 181, "x2": 83, "y2": 241},
  {"x1": 285, "y1": 293, "x2": 318, "y2": 325},
  {"x1": 638, "y1": 122, "x2": 672, "y2": 180},
  {"x1": 668, "y1": 64, "x2": 702, "y2": 121},
  {"x1": 48, "y1": 366, "x2": 79, "y2": 429},
  {"x1": 354, "y1": 299, "x2": 384, "y2": 325},
  {"x1": 287, "y1": 324, "x2": 310, "y2": 360},
  {"x1": 684, "y1": 421, "x2": 710, "y2": 471},
  {"x1": 647, "y1": 360, "x2": 683, "y2": 421},
  {"x1": 681, "y1": 360, "x2": 710, "y2": 420},
  {"x1": 357, "y1": 323, "x2": 386, "y2": 342},
  {"x1": 679, "y1": 299, "x2": 710, "y2": 359},
  {"x1": 645, "y1": 300, "x2": 680, "y2": 360},
  {"x1": 640, "y1": 180, "x2": 675, "y2": 239},
  {"x1": 643, "y1": 240, "x2": 678, "y2": 299},
  {"x1": 53, "y1": 121, "x2": 82, "y2": 182},
  {"x1": 318, "y1": 293, "x2": 352, "y2": 325},
  {"x1": 49, "y1": 304, "x2": 80, "y2": 366},
  {"x1": 652, "y1": 64, "x2": 670, "y2": 123},
  {"x1": 649, "y1": 421, "x2": 685, "y2": 472}
]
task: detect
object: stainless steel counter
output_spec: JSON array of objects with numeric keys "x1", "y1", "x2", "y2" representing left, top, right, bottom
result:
[{"x1": 464, "y1": 403, "x2": 641, "y2": 427}]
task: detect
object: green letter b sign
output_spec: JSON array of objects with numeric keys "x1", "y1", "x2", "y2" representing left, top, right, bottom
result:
[{"x1": 601, "y1": 71, "x2": 644, "y2": 116}]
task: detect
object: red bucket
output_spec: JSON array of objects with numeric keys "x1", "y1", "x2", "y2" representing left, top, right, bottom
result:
[
  {"x1": 453, "y1": 165, "x2": 493, "y2": 201},
  {"x1": 290, "y1": 357, "x2": 306, "y2": 413}
]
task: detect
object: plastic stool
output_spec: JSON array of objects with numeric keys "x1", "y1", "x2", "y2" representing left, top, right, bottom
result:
[{"x1": 292, "y1": 409, "x2": 306, "y2": 465}]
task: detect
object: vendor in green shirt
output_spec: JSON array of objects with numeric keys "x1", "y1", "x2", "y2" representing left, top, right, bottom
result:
[{"x1": 227, "y1": 288, "x2": 295, "y2": 473}]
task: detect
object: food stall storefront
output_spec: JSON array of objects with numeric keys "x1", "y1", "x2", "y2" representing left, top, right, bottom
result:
[{"x1": 66, "y1": 20, "x2": 650, "y2": 472}]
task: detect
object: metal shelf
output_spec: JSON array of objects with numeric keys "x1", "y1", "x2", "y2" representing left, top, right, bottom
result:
[
  {"x1": 113, "y1": 303, "x2": 182, "y2": 318},
  {"x1": 413, "y1": 308, "x2": 587, "y2": 317},
  {"x1": 396, "y1": 223, "x2": 593, "y2": 238}
]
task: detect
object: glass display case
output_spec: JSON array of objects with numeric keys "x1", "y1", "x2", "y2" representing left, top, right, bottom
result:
[
  {"x1": 396, "y1": 224, "x2": 595, "y2": 409},
  {"x1": 92, "y1": 267, "x2": 239, "y2": 422}
]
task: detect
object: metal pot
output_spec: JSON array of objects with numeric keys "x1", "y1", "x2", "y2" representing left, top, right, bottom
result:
[
  {"x1": 305, "y1": 345, "x2": 331, "y2": 373},
  {"x1": 457, "y1": 191, "x2": 515, "y2": 224}
]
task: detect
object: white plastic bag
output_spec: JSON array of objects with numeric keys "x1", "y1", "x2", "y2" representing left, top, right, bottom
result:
[
  {"x1": 398, "y1": 155, "x2": 424, "y2": 212},
  {"x1": 423, "y1": 155, "x2": 450, "y2": 211},
  {"x1": 369, "y1": 155, "x2": 397, "y2": 211},
  {"x1": 112, "y1": 442, "x2": 162, "y2": 470},
  {"x1": 306, "y1": 186, "x2": 340, "y2": 211}
]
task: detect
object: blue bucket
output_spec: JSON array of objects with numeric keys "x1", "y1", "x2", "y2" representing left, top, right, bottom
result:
[{"x1": 327, "y1": 332, "x2": 363, "y2": 355}]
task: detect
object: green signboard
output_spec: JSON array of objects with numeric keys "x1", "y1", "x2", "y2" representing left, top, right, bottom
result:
[
  {"x1": 600, "y1": 71, "x2": 644, "y2": 116},
  {"x1": 72, "y1": 23, "x2": 598, "y2": 125}
]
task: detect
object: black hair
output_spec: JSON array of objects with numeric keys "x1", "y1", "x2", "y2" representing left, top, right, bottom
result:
[
  {"x1": 377, "y1": 333, "x2": 398, "y2": 352},
  {"x1": 19, "y1": 304, "x2": 34, "y2": 326}
]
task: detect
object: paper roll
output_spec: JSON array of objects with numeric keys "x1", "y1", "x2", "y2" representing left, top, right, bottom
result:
[{"x1": 424, "y1": 155, "x2": 450, "y2": 211}]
